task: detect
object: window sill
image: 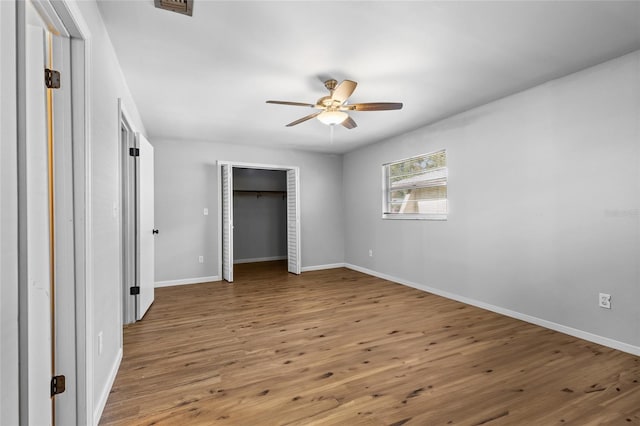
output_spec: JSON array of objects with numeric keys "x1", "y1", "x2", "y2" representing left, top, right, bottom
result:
[{"x1": 381, "y1": 213, "x2": 447, "y2": 221}]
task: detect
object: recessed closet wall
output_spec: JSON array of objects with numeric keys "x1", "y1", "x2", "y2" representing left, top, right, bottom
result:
[{"x1": 233, "y1": 168, "x2": 287, "y2": 263}]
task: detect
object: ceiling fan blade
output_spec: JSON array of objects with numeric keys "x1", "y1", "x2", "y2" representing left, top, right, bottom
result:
[
  {"x1": 341, "y1": 116, "x2": 357, "y2": 129},
  {"x1": 346, "y1": 102, "x2": 403, "y2": 111},
  {"x1": 286, "y1": 111, "x2": 322, "y2": 127},
  {"x1": 331, "y1": 80, "x2": 357, "y2": 104},
  {"x1": 266, "y1": 100, "x2": 316, "y2": 108}
]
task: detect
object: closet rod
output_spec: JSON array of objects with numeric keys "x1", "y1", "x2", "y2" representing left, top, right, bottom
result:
[{"x1": 233, "y1": 190, "x2": 286, "y2": 193}]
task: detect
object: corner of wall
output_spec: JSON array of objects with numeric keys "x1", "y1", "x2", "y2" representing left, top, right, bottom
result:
[{"x1": 93, "y1": 347, "x2": 122, "y2": 425}]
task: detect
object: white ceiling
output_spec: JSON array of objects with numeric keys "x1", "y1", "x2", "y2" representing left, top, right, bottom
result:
[{"x1": 97, "y1": 1, "x2": 640, "y2": 154}]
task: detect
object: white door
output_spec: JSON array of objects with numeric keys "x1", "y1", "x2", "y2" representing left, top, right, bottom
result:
[
  {"x1": 137, "y1": 133, "x2": 155, "y2": 319},
  {"x1": 286, "y1": 169, "x2": 301, "y2": 274},
  {"x1": 25, "y1": 0, "x2": 57, "y2": 422},
  {"x1": 222, "y1": 164, "x2": 234, "y2": 282}
]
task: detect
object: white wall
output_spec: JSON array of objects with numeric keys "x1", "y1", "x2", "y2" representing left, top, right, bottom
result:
[
  {"x1": 154, "y1": 139, "x2": 344, "y2": 282},
  {"x1": 0, "y1": 1, "x2": 20, "y2": 424},
  {"x1": 344, "y1": 50, "x2": 640, "y2": 352},
  {"x1": 233, "y1": 193, "x2": 287, "y2": 262},
  {"x1": 234, "y1": 167, "x2": 286, "y2": 192},
  {"x1": 72, "y1": 1, "x2": 147, "y2": 421},
  {"x1": 233, "y1": 169, "x2": 287, "y2": 262}
]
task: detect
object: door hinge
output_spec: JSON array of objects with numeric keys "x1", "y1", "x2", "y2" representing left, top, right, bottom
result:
[
  {"x1": 129, "y1": 148, "x2": 140, "y2": 157},
  {"x1": 44, "y1": 68, "x2": 61, "y2": 89},
  {"x1": 51, "y1": 375, "x2": 66, "y2": 397},
  {"x1": 130, "y1": 286, "x2": 140, "y2": 295}
]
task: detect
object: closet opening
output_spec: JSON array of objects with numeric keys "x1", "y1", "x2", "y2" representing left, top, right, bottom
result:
[
  {"x1": 233, "y1": 168, "x2": 287, "y2": 276},
  {"x1": 218, "y1": 161, "x2": 300, "y2": 282}
]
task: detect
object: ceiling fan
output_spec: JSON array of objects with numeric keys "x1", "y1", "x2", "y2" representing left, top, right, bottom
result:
[{"x1": 266, "y1": 79, "x2": 403, "y2": 129}]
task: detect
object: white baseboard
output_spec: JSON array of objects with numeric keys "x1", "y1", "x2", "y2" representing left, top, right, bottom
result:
[
  {"x1": 93, "y1": 347, "x2": 122, "y2": 425},
  {"x1": 155, "y1": 275, "x2": 220, "y2": 288},
  {"x1": 234, "y1": 256, "x2": 287, "y2": 264},
  {"x1": 345, "y1": 263, "x2": 640, "y2": 357},
  {"x1": 301, "y1": 263, "x2": 346, "y2": 272}
]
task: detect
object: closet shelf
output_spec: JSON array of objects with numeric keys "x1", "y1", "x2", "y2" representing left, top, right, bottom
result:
[{"x1": 233, "y1": 190, "x2": 287, "y2": 199}]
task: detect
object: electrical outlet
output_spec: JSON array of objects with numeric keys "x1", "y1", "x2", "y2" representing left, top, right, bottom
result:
[
  {"x1": 198, "y1": 255, "x2": 204, "y2": 263},
  {"x1": 368, "y1": 249, "x2": 373, "y2": 257},
  {"x1": 599, "y1": 293, "x2": 611, "y2": 309},
  {"x1": 203, "y1": 208, "x2": 209, "y2": 216},
  {"x1": 98, "y1": 331, "x2": 103, "y2": 355}
]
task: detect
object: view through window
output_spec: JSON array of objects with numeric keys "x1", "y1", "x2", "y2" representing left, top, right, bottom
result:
[{"x1": 383, "y1": 150, "x2": 448, "y2": 220}]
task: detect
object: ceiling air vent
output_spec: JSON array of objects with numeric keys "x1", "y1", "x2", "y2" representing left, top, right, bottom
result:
[{"x1": 154, "y1": 0, "x2": 193, "y2": 16}]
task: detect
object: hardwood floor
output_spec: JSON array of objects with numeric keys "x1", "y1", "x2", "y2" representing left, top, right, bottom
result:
[{"x1": 100, "y1": 261, "x2": 640, "y2": 425}]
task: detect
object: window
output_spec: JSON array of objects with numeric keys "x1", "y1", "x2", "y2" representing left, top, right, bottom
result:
[{"x1": 382, "y1": 150, "x2": 448, "y2": 220}]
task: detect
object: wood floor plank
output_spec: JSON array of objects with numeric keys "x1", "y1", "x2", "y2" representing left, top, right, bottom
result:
[{"x1": 100, "y1": 261, "x2": 640, "y2": 425}]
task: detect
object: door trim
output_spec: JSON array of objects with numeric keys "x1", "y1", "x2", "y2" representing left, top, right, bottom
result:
[
  {"x1": 49, "y1": 2, "x2": 94, "y2": 423},
  {"x1": 15, "y1": 0, "x2": 94, "y2": 424},
  {"x1": 216, "y1": 161, "x2": 301, "y2": 280},
  {"x1": 118, "y1": 99, "x2": 137, "y2": 325}
]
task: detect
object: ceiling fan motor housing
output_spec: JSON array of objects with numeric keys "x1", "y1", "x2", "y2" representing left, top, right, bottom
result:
[
  {"x1": 324, "y1": 79, "x2": 338, "y2": 91},
  {"x1": 318, "y1": 96, "x2": 340, "y2": 109}
]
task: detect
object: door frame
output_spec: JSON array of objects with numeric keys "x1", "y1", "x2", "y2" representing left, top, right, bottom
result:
[
  {"x1": 217, "y1": 161, "x2": 301, "y2": 280},
  {"x1": 118, "y1": 106, "x2": 156, "y2": 324},
  {"x1": 119, "y1": 99, "x2": 137, "y2": 325},
  {"x1": 14, "y1": 0, "x2": 94, "y2": 424}
]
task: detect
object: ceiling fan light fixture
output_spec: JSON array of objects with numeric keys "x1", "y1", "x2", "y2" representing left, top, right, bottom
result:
[{"x1": 318, "y1": 110, "x2": 348, "y2": 126}]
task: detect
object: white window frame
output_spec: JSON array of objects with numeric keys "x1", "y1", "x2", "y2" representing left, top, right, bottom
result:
[{"x1": 382, "y1": 149, "x2": 448, "y2": 221}]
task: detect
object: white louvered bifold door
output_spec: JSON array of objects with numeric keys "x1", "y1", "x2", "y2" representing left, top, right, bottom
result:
[
  {"x1": 222, "y1": 164, "x2": 234, "y2": 282},
  {"x1": 286, "y1": 169, "x2": 301, "y2": 274}
]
